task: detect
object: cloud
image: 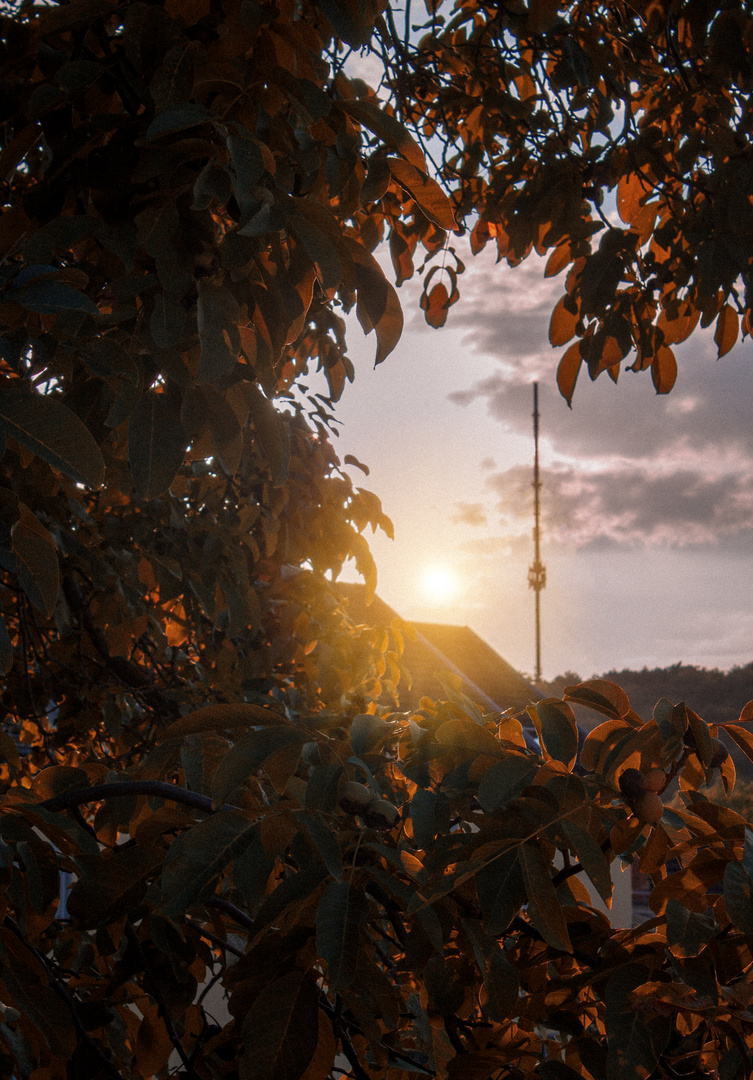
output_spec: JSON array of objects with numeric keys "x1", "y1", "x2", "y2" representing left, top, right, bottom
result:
[
  {"x1": 440, "y1": 243, "x2": 753, "y2": 553},
  {"x1": 487, "y1": 460, "x2": 753, "y2": 549},
  {"x1": 450, "y1": 502, "x2": 488, "y2": 526}
]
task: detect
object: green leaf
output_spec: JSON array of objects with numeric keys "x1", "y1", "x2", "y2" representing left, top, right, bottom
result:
[
  {"x1": 349, "y1": 713, "x2": 395, "y2": 756},
  {"x1": 246, "y1": 384, "x2": 290, "y2": 484},
  {"x1": 562, "y1": 820, "x2": 612, "y2": 905},
  {"x1": 0, "y1": 961, "x2": 76, "y2": 1059},
  {"x1": 723, "y1": 860, "x2": 753, "y2": 935},
  {"x1": 180, "y1": 733, "x2": 230, "y2": 795},
  {"x1": 233, "y1": 824, "x2": 274, "y2": 908},
  {"x1": 477, "y1": 756, "x2": 538, "y2": 813},
  {"x1": 12, "y1": 505, "x2": 59, "y2": 617},
  {"x1": 435, "y1": 718, "x2": 502, "y2": 758},
  {"x1": 341, "y1": 100, "x2": 426, "y2": 171},
  {"x1": 145, "y1": 103, "x2": 212, "y2": 140},
  {"x1": 86, "y1": 337, "x2": 139, "y2": 383},
  {"x1": 561, "y1": 820, "x2": 613, "y2": 907},
  {"x1": 435, "y1": 670, "x2": 485, "y2": 723},
  {"x1": 253, "y1": 866, "x2": 328, "y2": 936},
  {"x1": 388, "y1": 158, "x2": 457, "y2": 231},
  {"x1": 0, "y1": 387, "x2": 105, "y2": 488},
  {"x1": 476, "y1": 849, "x2": 526, "y2": 935},
  {"x1": 361, "y1": 154, "x2": 391, "y2": 204},
  {"x1": 288, "y1": 214, "x2": 342, "y2": 292},
  {"x1": 665, "y1": 898, "x2": 716, "y2": 957},
  {"x1": 193, "y1": 159, "x2": 233, "y2": 210},
  {"x1": 13, "y1": 279, "x2": 99, "y2": 314},
  {"x1": 316, "y1": 880, "x2": 369, "y2": 991},
  {"x1": 240, "y1": 971, "x2": 319, "y2": 1080},
  {"x1": 160, "y1": 810, "x2": 260, "y2": 917},
  {"x1": 16, "y1": 838, "x2": 60, "y2": 915},
  {"x1": 484, "y1": 948, "x2": 520, "y2": 1022},
  {"x1": 128, "y1": 390, "x2": 187, "y2": 500},
  {"x1": 150, "y1": 292, "x2": 187, "y2": 348},
  {"x1": 68, "y1": 843, "x2": 164, "y2": 926},
  {"x1": 164, "y1": 702, "x2": 286, "y2": 738},
  {"x1": 304, "y1": 763, "x2": 343, "y2": 813},
  {"x1": 410, "y1": 789, "x2": 451, "y2": 850},
  {"x1": 211, "y1": 727, "x2": 306, "y2": 806},
  {"x1": 227, "y1": 128, "x2": 265, "y2": 219},
  {"x1": 349, "y1": 240, "x2": 404, "y2": 366},
  {"x1": 563, "y1": 679, "x2": 630, "y2": 720},
  {"x1": 653, "y1": 698, "x2": 687, "y2": 751},
  {"x1": 605, "y1": 964, "x2": 670, "y2": 1080},
  {"x1": 535, "y1": 699, "x2": 579, "y2": 765},
  {"x1": 538, "y1": 1063, "x2": 587, "y2": 1080},
  {"x1": 0, "y1": 730, "x2": 19, "y2": 773},
  {"x1": 299, "y1": 811, "x2": 343, "y2": 881},
  {"x1": 318, "y1": 0, "x2": 372, "y2": 46},
  {"x1": 520, "y1": 842, "x2": 571, "y2": 952},
  {"x1": 197, "y1": 279, "x2": 241, "y2": 383}
]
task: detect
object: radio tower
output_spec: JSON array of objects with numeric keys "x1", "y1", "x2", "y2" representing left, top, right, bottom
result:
[{"x1": 528, "y1": 382, "x2": 546, "y2": 684}]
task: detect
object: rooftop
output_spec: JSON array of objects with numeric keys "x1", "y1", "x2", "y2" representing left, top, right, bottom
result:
[{"x1": 337, "y1": 584, "x2": 541, "y2": 713}]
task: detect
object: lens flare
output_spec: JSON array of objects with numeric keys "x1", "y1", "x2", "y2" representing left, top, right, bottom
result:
[{"x1": 420, "y1": 565, "x2": 458, "y2": 603}]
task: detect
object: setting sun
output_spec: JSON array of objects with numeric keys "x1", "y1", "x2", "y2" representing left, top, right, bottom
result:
[{"x1": 420, "y1": 565, "x2": 459, "y2": 604}]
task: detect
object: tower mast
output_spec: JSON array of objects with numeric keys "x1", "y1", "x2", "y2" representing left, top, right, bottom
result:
[{"x1": 528, "y1": 382, "x2": 546, "y2": 684}]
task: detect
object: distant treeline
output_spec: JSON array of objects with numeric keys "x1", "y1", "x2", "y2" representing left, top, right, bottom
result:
[{"x1": 543, "y1": 663, "x2": 753, "y2": 727}]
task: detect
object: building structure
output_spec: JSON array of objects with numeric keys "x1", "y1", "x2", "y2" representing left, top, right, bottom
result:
[{"x1": 337, "y1": 584, "x2": 541, "y2": 714}]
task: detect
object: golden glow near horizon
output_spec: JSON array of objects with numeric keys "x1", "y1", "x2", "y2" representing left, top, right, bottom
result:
[{"x1": 420, "y1": 564, "x2": 459, "y2": 605}]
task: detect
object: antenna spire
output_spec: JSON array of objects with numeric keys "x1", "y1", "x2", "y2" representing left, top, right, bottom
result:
[{"x1": 528, "y1": 382, "x2": 546, "y2": 684}]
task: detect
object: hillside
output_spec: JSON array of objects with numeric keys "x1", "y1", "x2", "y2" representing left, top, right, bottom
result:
[{"x1": 543, "y1": 663, "x2": 753, "y2": 726}]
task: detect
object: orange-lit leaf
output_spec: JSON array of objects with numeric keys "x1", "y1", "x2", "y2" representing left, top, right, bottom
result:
[
  {"x1": 341, "y1": 100, "x2": 426, "y2": 172},
  {"x1": 388, "y1": 158, "x2": 457, "y2": 231},
  {"x1": 651, "y1": 344, "x2": 677, "y2": 394},
  {"x1": 422, "y1": 282, "x2": 449, "y2": 328},
  {"x1": 564, "y1": 679, "x2": 631, "y2": 720},
  {"x1": 136, "y1": 1001, "x2": 174, "y2": 1079},
  {"x1": 657, "y1": 300, "x2": 700, "y2": 345},
  {"x1": 557, "y1": 342, "x2": 582, "y2": 406},
  {"x1": 545, "y1": 241, "x2": 573, "y2": 278},
  {"x1": 617, "y1": 172, "x2": 648, "y2": 224},
  {"x1": 596, "y1": 335, "x2": 627, "y2": 374},
  {"x1": 300, "y1": 1011, "x2": 338, "y2": 1080},
  {"x1": 435, "y1": 719, "x2": 503, "y2": 757},
  {"x1": 549, "y1": 295, "x2": 578, "y2": 346},
  {"x1": 714, "y1": 304, "x2": 739, "y2": 357},
  {"x1": 631, "y1": 200, "x2": 660, "y2": 244},
  {"x1": 724, "y1": 724, "x2": 753, "y2": 765}
]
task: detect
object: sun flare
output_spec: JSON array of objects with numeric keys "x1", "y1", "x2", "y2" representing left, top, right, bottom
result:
[{"x1": 420, "y1": 565, "x2": 459, "y2": 604}]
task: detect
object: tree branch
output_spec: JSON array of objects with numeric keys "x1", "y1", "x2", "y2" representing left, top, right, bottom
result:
[
  {"x1": 41, "y1": 780, "x2": 219, "y2": 815},
  {"x1": 206, "y1": 896, "x2": 255, "y2": 932},
  {"x1": 3, "y1": 916, "x2": 126, "y2": 1080},
  {"x1": 125, "y1": 922, "x2": 196, "y2": 1080}
]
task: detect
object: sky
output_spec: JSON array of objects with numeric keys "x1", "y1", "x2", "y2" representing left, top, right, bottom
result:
[{"x1": 316, "y1": 242, "x2": 753, "y2": 683}]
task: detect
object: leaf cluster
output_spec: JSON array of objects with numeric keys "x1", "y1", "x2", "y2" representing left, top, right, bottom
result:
[
  {"x1": 2, "y1": 675, "x2": 753, "y2": 1080},
  {"x1": 371, "y1": 0, "x2": 753, "y2": 397}
]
